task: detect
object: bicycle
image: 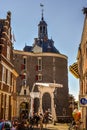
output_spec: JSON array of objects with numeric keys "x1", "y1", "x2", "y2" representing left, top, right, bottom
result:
[
  {"x1": 68, "y1": 120, "x2": 76, "y2": 130},
  {"x1": 68, "y1": 120, "x2": 83, "y2": 130}
]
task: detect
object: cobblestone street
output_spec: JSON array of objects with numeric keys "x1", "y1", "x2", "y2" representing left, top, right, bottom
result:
[
  {"x1": 31, "y1": 123, "x2": 69, "y2": 130},
  {"x1": 46, "y1": 123, "x2": 69, "y2": 130},
  {"x1": 45, "y1": 123, "x2": 69, "y2": 130}
]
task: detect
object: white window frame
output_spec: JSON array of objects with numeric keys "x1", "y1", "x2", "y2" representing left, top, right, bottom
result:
[
  {"x1": 38, "y1": 57, "x2": 42, "y2": 71},
  {"x1": 38, "y1": 74, "x2": 42, "y2": 81},
  {"x1": 23, "y1": 56, "x2": 27, "y2": 71}
]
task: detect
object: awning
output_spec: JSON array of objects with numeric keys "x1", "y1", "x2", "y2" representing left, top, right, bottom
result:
[{"x1": 69, "y1": 62, "x2": 79, "y2": 78}]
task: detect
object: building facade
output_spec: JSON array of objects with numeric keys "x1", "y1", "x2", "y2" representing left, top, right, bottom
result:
[
  {"x1": 77, "y1": 8, "x2": 87, "y2": 129},
  {"x1": 70, "y1": 8, "x2": 87, "y2": 129},
  {"x1": 13, "y1": 10, "x2": 69, "y2": 120},
  {"x1": 0, "y1": 12, "x2": 18, "y2": 120}
]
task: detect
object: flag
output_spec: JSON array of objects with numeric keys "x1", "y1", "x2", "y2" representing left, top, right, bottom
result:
[{"x1": 13, "y1": 32, "x2": 16, "y2": 42}]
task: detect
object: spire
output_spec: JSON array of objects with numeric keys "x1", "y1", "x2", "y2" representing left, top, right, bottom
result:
[
  {"x1": 38, "y1": 4, "x2": 48, "y2": 39},
  {"x1": 40, "y1": 3, "x2": 44, "y2": 21}
]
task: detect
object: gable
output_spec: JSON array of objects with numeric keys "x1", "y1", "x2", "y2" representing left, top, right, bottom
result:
[{"x1": 32, "y1": 45, "x2": 42, "y2": 53}]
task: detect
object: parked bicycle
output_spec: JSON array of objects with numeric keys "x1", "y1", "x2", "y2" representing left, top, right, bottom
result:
[{"x1": 68, "y1": 120, "x2": 83, "y2": 130}]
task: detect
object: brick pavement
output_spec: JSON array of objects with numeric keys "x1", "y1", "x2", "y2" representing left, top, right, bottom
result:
[
  {"x1": 45, "y1": 123, "x2": 69, "y2": 130},
  {"x1": 31, "y1": 123, "x2": 69, "y2": 130}
]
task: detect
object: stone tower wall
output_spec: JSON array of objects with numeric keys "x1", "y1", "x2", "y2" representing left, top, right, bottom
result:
[{"x1": 13, "y1": 51, "x2": 69, "y2": 116}]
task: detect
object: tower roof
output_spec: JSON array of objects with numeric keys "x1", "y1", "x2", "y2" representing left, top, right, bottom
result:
[{"x1": 23, "y1": 5, "x2": 60, "y2": 54}]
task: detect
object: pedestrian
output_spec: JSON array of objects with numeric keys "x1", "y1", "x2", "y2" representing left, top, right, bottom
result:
[
  {"x1": 11, "y1": 124, "x2": 16, "y2": 130},
  {"x1": 23, "y1": 121, "x2": 29, "y2": 130},
  {"x1": 29, "y1": 116, "x2": 34, "y2": 130},
  {"x1": 39, "y1": 113, "x2": 43, "y2": 130},
  {"x1": 0, "y1": 119, "x2": 4, "y2": 130},
  {"x1": 43, "y1": 111, "x2": 49, "y2": 128},
  {"x1": 16, "y1": 122, "x2": 24, "y2": 130},
  {"x1": 4, "y1": 121, "x2": 11, "y2": 130},
  {"x1": 33, "y1": 113, "x2": 40, "y2": 128}
]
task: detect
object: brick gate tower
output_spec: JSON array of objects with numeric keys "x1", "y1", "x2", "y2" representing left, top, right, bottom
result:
[{"x1": 13, "y1": 7, "x2": 69, "y2": 121}]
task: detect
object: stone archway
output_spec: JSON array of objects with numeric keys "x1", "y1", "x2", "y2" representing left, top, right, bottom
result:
[
  {"x1": 16, "y1": 96, "x2": 30, "y2": 119},
  {"x1": 30, "y1": 82, "x2": 63, "y2": 120},
  {"x1": 33, "y1": 98, "x2": 40, "y2": 113},
  {"x1": 30, "y1": 92, "x2": 40, "y2": 116},
  {"x1": 38, "y1": 85, "x2": 56, "y2": 120},
  {"x1": 42, "y1": 92, "x2": 51, "y2": 113},
  {"x1": 20, "y1": 102, "x2": 29, "y2": 120}
]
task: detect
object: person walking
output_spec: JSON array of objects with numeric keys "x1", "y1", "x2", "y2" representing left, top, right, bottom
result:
[
  {"x1": 0, "y1": 119, "x2": 4, "y2": 130},
  {"x1": 39, "y1": 113, "x2": 43, "y2": 130},
  {"x1": 33, "y1": 113, "x2": 40, "y2": 128},
  {"x1": 43, "y1": 110, "x2": 49, "y2": 128},
  {"x1": 11, "y1": 124, "x2": 16, "y2": 130}
]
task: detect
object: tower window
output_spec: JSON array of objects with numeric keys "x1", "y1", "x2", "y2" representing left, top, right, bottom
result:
[
  {"x1": 40, "y1": 26, "x2": 42, "y2": 33},
  {"x1": 35, "y1": 74, "x2": 42, "y2": 81},
  {"x1": 23, "y1": 58, "x2": 26, "y2": 64},
  {"x1": 38, "y1": 57, "x2": 42, "y2": 71},
  {"x1": 43, "y1": 26, "x2": 45, "y2": 33},
  {"x1": 35, "y1": 75, "x2": 38, "y2": 81},
  {"x1": 38, "y1": 74, "x2": 42, "y2": 81},
  {"x1": 23, "y1": 56, "x2": 27, "y2": 71}
]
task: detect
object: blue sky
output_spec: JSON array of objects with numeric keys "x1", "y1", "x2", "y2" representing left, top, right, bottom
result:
[{"x1": 0, "y1": 0, "x2": 87, "y2": 100}]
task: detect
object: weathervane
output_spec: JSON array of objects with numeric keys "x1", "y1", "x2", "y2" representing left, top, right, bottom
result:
[{"x1": 40, "y1": 3, "x2": 44, "y2": 20}]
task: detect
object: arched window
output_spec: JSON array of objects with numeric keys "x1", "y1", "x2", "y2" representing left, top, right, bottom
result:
[
  {"x1": 43, "y1": 26, "x2": 45, "y2": 33},
  {"x1": 40, "y1": 26, "x2": 42, "y2": 33}
]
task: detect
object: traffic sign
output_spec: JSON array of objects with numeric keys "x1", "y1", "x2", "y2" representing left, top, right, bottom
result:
[
  {"x1": 80, "y1": 98, "x2": 87, "y2": 105},
  {"x1": 79, "y1": 95, "x2": 87, "y2": 107}
]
